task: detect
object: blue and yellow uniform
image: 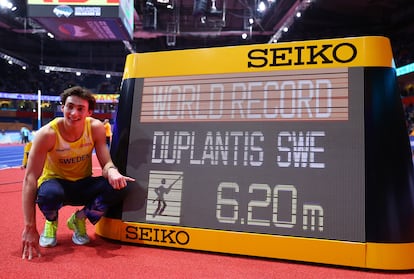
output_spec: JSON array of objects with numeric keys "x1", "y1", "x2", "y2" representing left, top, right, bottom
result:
[
  {"x1": 36, "y1": 117, "x2": 128, "y2": 225},
  {"x1": 38, "y1": 117, "x2": 94, "y2": 186}
]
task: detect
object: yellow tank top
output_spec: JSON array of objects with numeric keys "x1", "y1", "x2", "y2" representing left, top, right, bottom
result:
[{"x1": 38, "y1": 117, "x2": 94, "y2": 186}]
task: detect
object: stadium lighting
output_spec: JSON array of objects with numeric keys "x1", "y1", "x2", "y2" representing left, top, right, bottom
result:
[
  {"x1": 39, "y1": 65, "x2": 123, "y2": 77},
  {"x1": 257, "y1": 1, "x2": 267, "y2": 13},
  {"x1": 0, "y1": 0, "x2": 13, "y2": 9},
  {"x1": 0, "y1": 51, "x2": 29, "y2": 69}
]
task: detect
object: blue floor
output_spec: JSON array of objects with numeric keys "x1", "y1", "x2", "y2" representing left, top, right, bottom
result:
[
  {"x1": 0, "y1": 145, "x2": 24, "y2": 169},
  {"x1": 0, "y1": 131, "x2": 33, "y2": 169}
]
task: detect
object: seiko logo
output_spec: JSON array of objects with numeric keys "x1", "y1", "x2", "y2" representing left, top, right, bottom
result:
[
  {"x1": 125, "y1": 225, "x2": 190, "y2": 245},
  {"x1": 247, "y1": 42, "x2": 357, "y2": 68}
]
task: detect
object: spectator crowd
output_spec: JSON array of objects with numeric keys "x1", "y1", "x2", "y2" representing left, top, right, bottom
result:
[{"x1": 0, "y1": 61, "x2": 122, "y2": 95}]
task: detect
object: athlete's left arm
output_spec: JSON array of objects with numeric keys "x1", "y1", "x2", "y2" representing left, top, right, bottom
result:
[{"x1": 91, "y1": 118, "x2": 135, "y2": 189}]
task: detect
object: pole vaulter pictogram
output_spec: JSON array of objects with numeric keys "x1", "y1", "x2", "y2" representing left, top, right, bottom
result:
[{"x1": 152, "y1": 175, "x2": 182, "y2": 217}]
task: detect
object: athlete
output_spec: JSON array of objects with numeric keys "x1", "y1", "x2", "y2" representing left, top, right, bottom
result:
[
  {"x1": 103, "y1": 119, "x2": 112, "y2": 147},
  {"x1": 21, "y1": 140, "x2": 32, "y2": 169},
  {"x1": 21, "y1": 86, "x2": 135, "y2": 260}
]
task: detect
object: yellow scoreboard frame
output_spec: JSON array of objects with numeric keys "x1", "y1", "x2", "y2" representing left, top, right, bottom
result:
[{"x1": 96, "y1": 36, "x2": 414, "y2": 270}]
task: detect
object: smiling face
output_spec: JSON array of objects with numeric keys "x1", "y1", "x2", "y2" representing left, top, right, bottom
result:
[{"x1": 61, "y1": 95, "x2": 92, "y2": 127}]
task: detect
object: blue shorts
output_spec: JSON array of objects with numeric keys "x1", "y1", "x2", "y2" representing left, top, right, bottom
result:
[{"x1": 36, "y1": 176, "x2": 128, "y2": 224}]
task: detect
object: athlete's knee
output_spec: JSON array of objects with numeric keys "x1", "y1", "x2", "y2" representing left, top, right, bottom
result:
[{"x1": 37, "y1": 180, "x2": 65, "y2": 204}]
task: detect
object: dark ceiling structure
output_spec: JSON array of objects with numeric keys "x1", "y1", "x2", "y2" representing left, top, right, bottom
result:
[{"x1": 0, "y1": 0, "x2": 413, "y2": 74}]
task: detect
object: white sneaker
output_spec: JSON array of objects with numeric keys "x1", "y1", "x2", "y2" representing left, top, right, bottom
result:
[
  {"x1": 39, "y1": 220, "x2": 57, "y2": 247},
  {"x1": 67, "y1": 212, "x2": 90, "y2": 245}
]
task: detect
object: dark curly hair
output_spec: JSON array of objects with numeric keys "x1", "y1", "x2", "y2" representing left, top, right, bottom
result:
[{"x1": 60, "y1": 86, "x2": 96, "y2": 111}]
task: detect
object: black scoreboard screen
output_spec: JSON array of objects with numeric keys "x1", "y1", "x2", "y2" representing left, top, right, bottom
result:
[{"x1": 96, "y1": 36, "x2": 414, "y2": 270}]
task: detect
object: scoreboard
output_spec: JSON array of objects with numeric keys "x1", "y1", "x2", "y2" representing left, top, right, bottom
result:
[
  {"x1": 96, "y1": 36, "x2": 414, "y2": 270},
  {"x1": 27, "y1": 0, "x2": 133, "y2": 40}
]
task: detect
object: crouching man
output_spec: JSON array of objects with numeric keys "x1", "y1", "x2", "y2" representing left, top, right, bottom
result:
[{"x1": 21, "y1": 86, "x2": 135, "y2": 260}]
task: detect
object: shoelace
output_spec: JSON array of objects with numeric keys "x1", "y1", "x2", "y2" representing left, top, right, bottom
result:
[
  {"x1": 44, "y1": 221, "x2": 57, "y2": 237},
  {"x1": 74, "y1": 217, "x2": 87, "y2": 236}
]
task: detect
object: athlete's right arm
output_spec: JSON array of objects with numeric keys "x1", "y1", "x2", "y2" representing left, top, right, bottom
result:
[{"x1": 21, "y1": 126, "x2": 55, "y2": 260}]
